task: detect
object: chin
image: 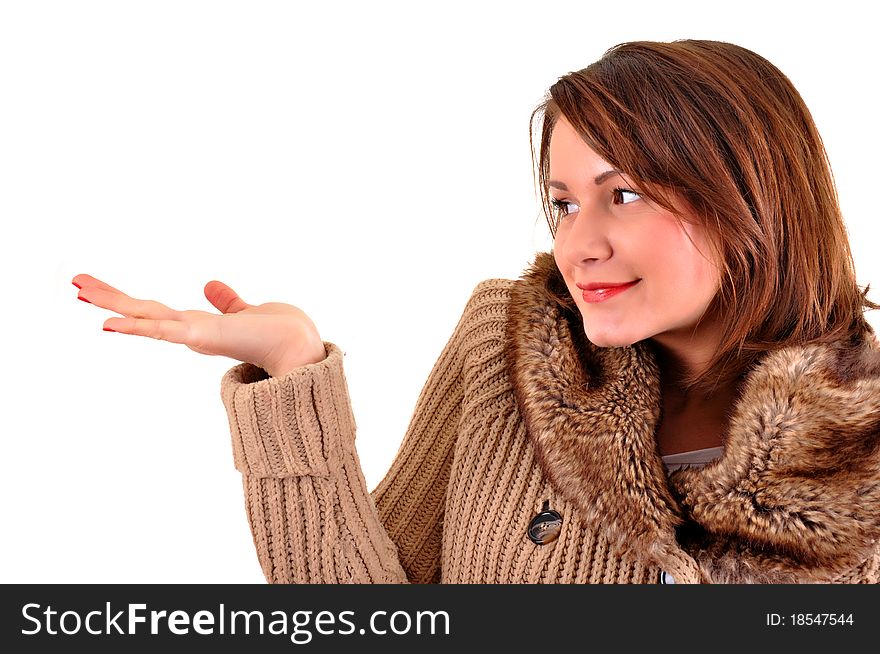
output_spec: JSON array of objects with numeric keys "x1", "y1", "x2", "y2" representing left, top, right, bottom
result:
[{"x1": 582, "y1": 328, "x2": 639, "y2": 348}]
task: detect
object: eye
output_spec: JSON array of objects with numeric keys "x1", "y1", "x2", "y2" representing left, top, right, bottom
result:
[
  {"x1": 550, "y1": 198, "x2": 579, "y2": 219},
  {"x1": 612, "y1": 187, "x2": 641, "y2": 205}
]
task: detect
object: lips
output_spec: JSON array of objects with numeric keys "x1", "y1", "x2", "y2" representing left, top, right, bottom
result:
[
  {"x1": 576, "y1": 281, "x2": 639, "y2": 291},
  {"x1": 577, "y1": 279, "x2": 640, "y2": 303}
]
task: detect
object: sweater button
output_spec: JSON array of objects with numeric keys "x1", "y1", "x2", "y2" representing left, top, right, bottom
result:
[
  {"x1": 659, "y1": 570, "x2": 676, "y2": 584},
  {"x1": 527, "y1": 500, "x2": 562, "y2": 545}
]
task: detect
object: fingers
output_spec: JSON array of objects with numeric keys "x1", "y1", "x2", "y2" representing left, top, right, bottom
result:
[
  {"x1": 102, "y1": 316, "x2": 191, "y2": 345},
  {"x1": 72, "y1": 273, "x2": 246, "y2": 322},
  {"x1": 71, "y1": 273, "x2": 126, "y2": 295},
  {"x1": 204, "y1": 280, "x2": 251, "y2": 314},
  {"x1": 75, "y1": 284, "x2": 181, "y2": 321}
]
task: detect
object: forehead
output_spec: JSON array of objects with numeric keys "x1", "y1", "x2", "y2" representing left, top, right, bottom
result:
[{"x1": 549, "y1": 117, "x2": 609, "y2": 174}]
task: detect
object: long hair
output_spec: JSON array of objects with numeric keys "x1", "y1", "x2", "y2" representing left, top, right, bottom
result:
[{"x1": 530, "y1": 39, "x2": 878, "y2": 393}]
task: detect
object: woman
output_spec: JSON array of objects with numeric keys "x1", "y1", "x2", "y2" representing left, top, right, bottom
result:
[{"x1": 73, "y1": 39, "x2": 880, "y2": 584}]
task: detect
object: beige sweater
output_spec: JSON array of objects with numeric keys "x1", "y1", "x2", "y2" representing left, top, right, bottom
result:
[{"x1": 219, "y1": 253, "x2": 880, "y2": 584}]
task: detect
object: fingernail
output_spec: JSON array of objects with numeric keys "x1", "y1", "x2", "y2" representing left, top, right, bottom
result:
[
  {"x1": 71, "y1": 281, "x2": 82, "y2": 289},
  {"x1": 103, "y1": 327, "x2": 116, "y2": 332},
  {"x1": 77, "y1": 295, "x2": 91, "y2": 304}
]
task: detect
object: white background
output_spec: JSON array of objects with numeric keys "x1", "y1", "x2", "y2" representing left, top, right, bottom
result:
[{"x1": 1, "y1": 0, "x2": 877, "y2": 583}]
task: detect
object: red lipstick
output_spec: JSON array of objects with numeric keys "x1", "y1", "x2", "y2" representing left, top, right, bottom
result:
[{"x1": 576, "y1": 280, "x2": 640, "y2": 303}]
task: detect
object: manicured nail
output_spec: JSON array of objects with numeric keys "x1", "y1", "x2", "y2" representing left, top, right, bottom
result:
[
  {"x1": 77, "y1": 295, "x2": 91, "y2": 304},
  {"x1": 71, "y1": 281, "x2": 82, "y2": 289},
  {"x1": 103, "y1": 327, "x2": 116, "y2": 332}
]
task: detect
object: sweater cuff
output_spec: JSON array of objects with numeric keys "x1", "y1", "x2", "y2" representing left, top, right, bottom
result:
[{"x1": 220, "y1": 342, "x2": 355, "y2": 478}]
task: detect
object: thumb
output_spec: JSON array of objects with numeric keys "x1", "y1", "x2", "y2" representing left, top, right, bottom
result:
[{"x1": 204, "y1": 280, "x2": 252, "y2": 314}]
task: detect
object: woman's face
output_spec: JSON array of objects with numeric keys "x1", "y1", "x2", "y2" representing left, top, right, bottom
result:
[{"x1": 550, "y1": 116, "x2": 722, "y2": 351}]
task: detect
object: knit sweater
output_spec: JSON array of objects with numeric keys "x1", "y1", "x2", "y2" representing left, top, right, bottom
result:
[{"x1": 219, "y1": 252, "x2": 880, "y2": 584}]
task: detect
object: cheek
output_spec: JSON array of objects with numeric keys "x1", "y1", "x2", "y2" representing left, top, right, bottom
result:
[
  {"x1": 675, "y1": 249, "x2": 721, "y2": 309},
  {"x1": 638, "y1": 222, "x2": 720, "y2": 299},
  {"x1": 552, "y1": 243, "x2": 572, "y2": 286}
]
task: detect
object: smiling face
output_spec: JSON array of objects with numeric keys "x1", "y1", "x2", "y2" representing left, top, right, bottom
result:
[{"x1": 550, "y1": 116, "x2": 722, "y2": 354}]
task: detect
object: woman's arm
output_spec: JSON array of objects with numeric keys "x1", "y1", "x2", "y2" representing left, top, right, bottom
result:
[
  {"x1": 221, "y1": 289, "x2": 481, "y2": 583},
  {"x1": 222, "y1": 345, "x2": 408, "y2": 583}
]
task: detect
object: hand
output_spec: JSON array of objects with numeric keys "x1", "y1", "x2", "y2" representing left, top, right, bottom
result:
[{"x1": 72, "y1": 274, "x2": 326, "y2": 378}]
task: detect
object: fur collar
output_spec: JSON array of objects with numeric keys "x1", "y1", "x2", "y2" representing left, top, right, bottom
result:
[{"x1": 505, "y1": 251, "x2": 880, "y2": 582}]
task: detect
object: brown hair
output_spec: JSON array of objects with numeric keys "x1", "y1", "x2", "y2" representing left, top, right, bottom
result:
[{"x1": 529, "y1": 39, "x2": 878, "y2": 393}]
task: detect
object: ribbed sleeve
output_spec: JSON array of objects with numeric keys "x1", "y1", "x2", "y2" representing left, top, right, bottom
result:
[
  {"x1": 222, "y1": 345, "x2": 349, "y2": 478},
  {"x1": 220, "y1": 287, "x2": 484, "y2": 584},
  {"x1": 221, "y1": 344, "x2": 407, "y2": 583}
]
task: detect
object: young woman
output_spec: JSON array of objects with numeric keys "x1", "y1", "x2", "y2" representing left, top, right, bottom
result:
[{"x1": 73, "y1": 39, "x2": 880, "y2": 584}]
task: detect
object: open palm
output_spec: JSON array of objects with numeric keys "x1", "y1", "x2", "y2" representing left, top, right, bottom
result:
[{"x1": 72, "y1": 274, "x2": 326, "y2": 378}]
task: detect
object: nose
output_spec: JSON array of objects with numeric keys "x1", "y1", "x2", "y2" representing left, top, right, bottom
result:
[{"x1": 554, "y1": 210, "x2": 613, "y2": 267}]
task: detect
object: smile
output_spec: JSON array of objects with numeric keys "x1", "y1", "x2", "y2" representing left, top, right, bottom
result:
[{"x1": 580, "y1": 280, "x2": 640, "y2": 303}]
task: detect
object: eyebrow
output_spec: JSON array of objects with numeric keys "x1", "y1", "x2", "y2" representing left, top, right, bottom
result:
[{"x1": 548, "y1": 169, "x2": 621, "y2": 191}]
